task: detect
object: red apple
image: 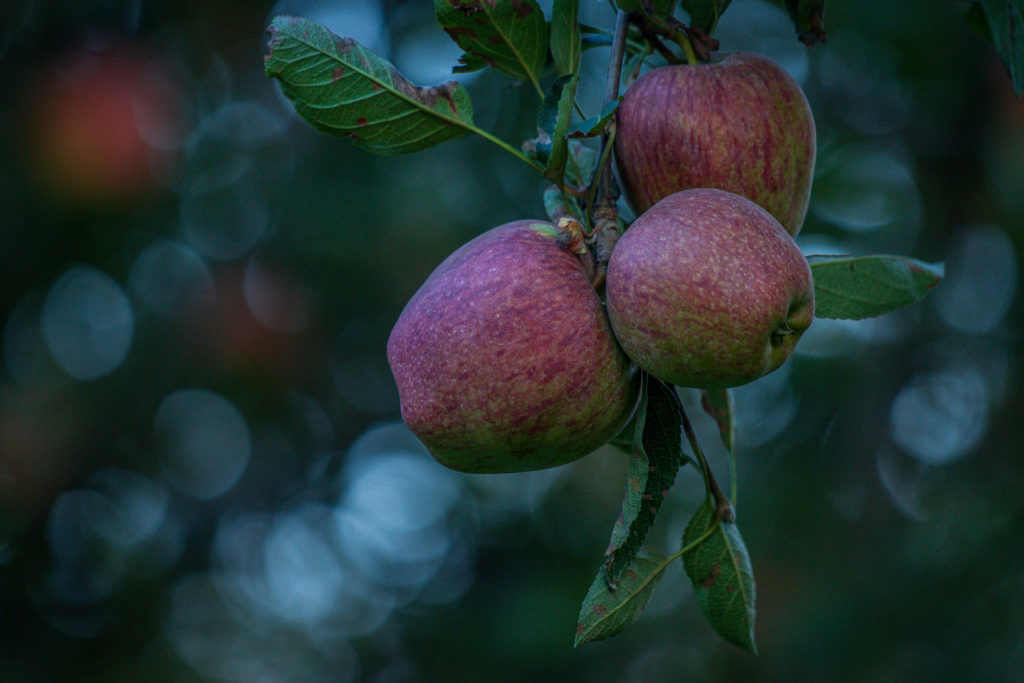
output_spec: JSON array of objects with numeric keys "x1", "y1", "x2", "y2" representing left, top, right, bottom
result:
[
  {"x1": 606, "y1": 188, "x2": 814, "y2": 389},
  {"x1": 615, "y1": 52, "x2": 816, "y2": 236},
  {"x1": 387, "y1": 220, "x2": 639, "y2": 473}
]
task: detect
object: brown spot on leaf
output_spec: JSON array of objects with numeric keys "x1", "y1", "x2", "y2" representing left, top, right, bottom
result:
[
  {"x1": 389, "y1": 69, "x2": 463, "y2": 116},
  {"x1": 488, "y1": 34, "x2": 504, "y2": 45},
  {"x1": 332, "y1": 66, "x2": 345, "y2": 81},
  {"x1": 335, "y1": 38, "x2": 353, "y2": 54},
  {"x1": 909, "y1": 263, "x2": 942, "y2": 289},
  {"x1": 357, "y1": 117, "x2": 368, "y2": 126},
  {"x1": 511, "y1": 0, "x2": 533, "y2": 18},
  {"x1": 449, "y1": 0, "x2": 494, "y2": 14},
  {"x1": 702, "y1": 564, "x2": 722, "y2": 589},
  {"x1": 445, "y1": 27, "x2": 478, "y2": 40},
  {"x1": 593, "y1": 604, "x2": 608, "y2": 616}
]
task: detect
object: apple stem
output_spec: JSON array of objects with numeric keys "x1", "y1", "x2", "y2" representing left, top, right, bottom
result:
[
  {"x1": 631, "y1": 14, "x2": 684, "y2": 65},
  {"x1": 677, "y1": 33, "x2": 700, "y2": 67}
]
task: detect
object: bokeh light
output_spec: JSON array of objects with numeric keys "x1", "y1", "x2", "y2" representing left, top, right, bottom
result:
[
  {"x1": 153, "y1": 389, "x2": 251, "y2": 499},
  {"x1": 41, "y1": 266, "x2": 134, "y2": 381}
]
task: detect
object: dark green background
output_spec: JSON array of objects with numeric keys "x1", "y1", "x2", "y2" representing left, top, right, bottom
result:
[{"x1": 1, "y1": 1, "x2": 1021, "y2": 680}]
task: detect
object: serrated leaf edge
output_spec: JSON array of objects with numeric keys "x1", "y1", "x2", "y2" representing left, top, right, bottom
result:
[{"x1": 266, "y1": 17, "x2": 474, "y2": 140}]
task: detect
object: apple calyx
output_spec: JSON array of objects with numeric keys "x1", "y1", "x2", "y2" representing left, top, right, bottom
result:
[{"x1": 556, "y1": 216, "x2": 587, "y2": 255}]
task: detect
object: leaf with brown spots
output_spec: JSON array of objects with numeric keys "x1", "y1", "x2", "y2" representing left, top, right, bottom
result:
[
  {"x1": 574, "y1": 553, "x2": 666, "y2": 646},
  {"x1": 808, "y1": 254, "x2": 944, "y2": 320},
  {"x1": 435, "y1": 0, "x2": 548, "y2": 89},
  {"x1": 265, "y1": 16, "x2": 474, "y2": 155},
  {"x1": 682, "y1": 500, "x2": 757, "y2": 653},
  {"x1": 602, "y1": 375, "x2": 691, "y2": 585}
]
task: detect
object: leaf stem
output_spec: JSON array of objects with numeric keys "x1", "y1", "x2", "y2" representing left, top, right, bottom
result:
[
  {"x1": 614, "y1": 519, "x2": 722, "y2": 599},
  {"x1": 677, "y1": 32, "x2": 700, "y2": 66},
  {"x1": 597, "y1": 520, "x2": 721, "y2": 614},
  {"x1": 729, "y1": 440, "x2": 738, "y2": 507},
  {"x1": 677, "y1": 391, "x2": 734, "y2": 522},
  {"x1": 670, "y1": 519, "x2": 720, "y2": 562},
  {"x1": 469, "y1": 125, "x2": 545, "y2": 172}
]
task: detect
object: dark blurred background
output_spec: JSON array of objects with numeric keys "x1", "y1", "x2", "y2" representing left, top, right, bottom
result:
[{"x1": 0, "y1": 0, "x2": 1021, "y2": 680}]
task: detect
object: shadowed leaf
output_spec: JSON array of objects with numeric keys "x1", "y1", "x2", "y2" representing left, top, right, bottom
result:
[
  {"x1": 435, "y1": 0, "x2": 548, "y2": 86},
  {"x1": 680, "y1": 0, "x2": 733, "y2": 35},
  {"x1": 809, "y1": 254, "x2": 944, "y2": 320},
  {"x1": 965, "y1": 0, "x2": 1024, "y2": 94},
  {"x1": 775, "y1": 0, "x2": 827, "y2": 45},
  {"x1": 603, "y1": 376, "x2": 688, "y2": 584},
  {"x1": 551, "y1": 0, "x2": 582, "y2": 76},
  {"x1": 574, "y1": 554, "x2": 666, "y2": 646},
  {"x1": 682, "y1": 500, "x2": 757, "y2": 653},
  {"x1": 567, "y1": 98, "x2": 620, "y2": 138},
  {"x1": 538, "y1": 74, "x2": 579, "y2": 184},
  {"x1": 265, "y1": 16, "x2": 474, "y2": 155}
]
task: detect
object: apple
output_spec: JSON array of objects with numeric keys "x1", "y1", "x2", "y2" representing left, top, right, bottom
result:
[
  {"x1": 387, "y1": 220, "x2": 640, "y2": 473},
  {"x1": 605, "y1": 188, "x2": 814, "y2": 389},
  {"x1": 615, "y1": 52, "x2": 816, "y2": 236}
]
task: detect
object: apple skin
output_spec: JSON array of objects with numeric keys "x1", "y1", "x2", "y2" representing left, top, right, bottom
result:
[
  {"x1": 605, "y1": 188, "x2": 814, "y2": 389},
  {"x1": 615, "y1": 52, "x2": 816, "y2": 236},
  {"x1": 387, "y1": 220, "x2": 640, "y2": 473}
]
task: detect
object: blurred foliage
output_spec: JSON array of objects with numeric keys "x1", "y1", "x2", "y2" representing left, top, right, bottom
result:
[{"x1": 0, "y1": 0, "x2": 1022, "y2": 681}]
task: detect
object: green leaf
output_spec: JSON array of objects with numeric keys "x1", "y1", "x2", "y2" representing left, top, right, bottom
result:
[
  {"x1": 567, "y1": 98, "x2": 620, "y2": 138},
  {"x1": 680, "y1": 0, "x2": 733, "y2": 35},
  {"x1": 567, "y1": 139, "x2": 598, "y2": 186},
  {"x1": 434, "y1": 0, "x2": 548, "y2": 89},
  {"x1": 265, "y1": 16, "x2": 474, "y2": 155},
  {"x1": 700, "y1": 388, "x2": 734, "y2": 453},
  {"x1": 966, "y1": 0, "x2": 1024, "y2": 94},
  {"x1": 808, "y1": 254, "x2": 944, "y2": 320},
  {"x1": 551, "y1": 0, "x2": 582, "y2": 77},
  {"x1": 682, "y1": 500, "x2": 757, "y2": 653},
  {"x1": 603, "y1": 376, "x2": 688, "y2": 584},
  {"x1": 538, "y1": 74, "x2": 580, "y2": 185},
  {"x1": 574, "y1": 553, "x2": 667, "y2": 646},
  {"x1": 772, "y1": 0, "x2": 827, "y2": 45}
]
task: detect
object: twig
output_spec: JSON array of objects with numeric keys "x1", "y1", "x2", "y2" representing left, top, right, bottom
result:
[
  {"x1": 674, "y1": 388, "x2": 735, "y2": 523},
  {"x1": 584, "y1": 9, "x2": 630, "y2": 288}
]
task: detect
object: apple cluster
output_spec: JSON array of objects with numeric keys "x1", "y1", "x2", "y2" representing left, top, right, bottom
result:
[{"x1": 388, "y1": 52, "x2": 816, "y2": 473}]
